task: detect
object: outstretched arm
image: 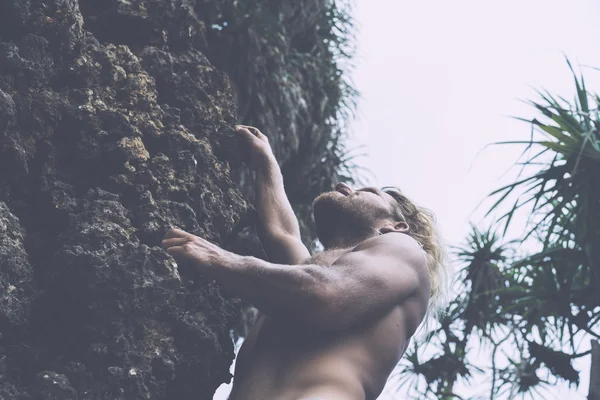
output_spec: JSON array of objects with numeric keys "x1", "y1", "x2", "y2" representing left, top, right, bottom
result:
[
  {"x1": 162, "y1": 228, "x2": 429, "y2": 331},
  {"x1": 236, "y1": 126, "x2": 310, "y2": 264}
]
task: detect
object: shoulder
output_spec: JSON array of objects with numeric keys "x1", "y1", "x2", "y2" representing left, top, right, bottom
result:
[
  {"x1": 354, "y1": 233, "x2": 425, "y2": 259},
  {"x1": 353, "y1": 233, "x2": 428, "y2": 276}
]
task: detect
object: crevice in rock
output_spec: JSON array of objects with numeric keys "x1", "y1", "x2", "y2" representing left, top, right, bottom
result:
[
  {"x1": 0, "y1": 1, "x2": 28, "y2": 43},
  {"x1": 6, "y1": 143, "x2": 71, "y2": 290},
  {"x1": 78, "y1": 0, "x2": 153, "y2": 52}
]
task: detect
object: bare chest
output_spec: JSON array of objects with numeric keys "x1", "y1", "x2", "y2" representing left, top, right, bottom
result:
[{"x1": 302, "y1": 248, "x2": 352, "y2": 266}]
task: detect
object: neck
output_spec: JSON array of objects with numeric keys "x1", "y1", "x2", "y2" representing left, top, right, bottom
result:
[{"x1": 323, "y1": 230, "x2": 380, "y2": 250}]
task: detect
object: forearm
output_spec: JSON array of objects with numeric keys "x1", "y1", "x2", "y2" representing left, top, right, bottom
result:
[
  {"x1": 255, "y1": 155, "x2": 301, "y2": 238},
  {"x1": 206, "y1": 254, "x2": 333, "y2": 324}
]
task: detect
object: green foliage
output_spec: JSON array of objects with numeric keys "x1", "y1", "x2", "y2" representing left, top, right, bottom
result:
[
  {"x1": 197, "y1": 0, "x2": 360, "y2": 244},
  {"x1": 392, "y1": 226, "x2": 508, "y2": 399},
  {"x1": 528, "y1": 342, "x2": 579, "y2": 384},
  {"x1": 454, "y1": 227, "x2": 513, "y2": 338},
  {"x1": 496, "y1": 355, "x2": 549, "y2": 398},
  {"x1": 488, "y1": 59, "x2": 600, "y2": 269},
  {"x1": 487, "y1": 58, "x2": 600, "y2": 341},
  {"x1": 398, "y1": 60, "x2": 600, "y2": 399}
]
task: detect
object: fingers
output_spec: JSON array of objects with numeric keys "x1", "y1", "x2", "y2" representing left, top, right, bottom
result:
[
  {"x1": 161, "y1": 237, "x2": 189, "y2": 250},
  {"x1": 234, "y1": 127, "x2": 256, "y2": 146},
  {"x1": 246, "y1": 126, "x2": 264, "y2": 138},
  {"x1": 235, "y1": 125, "x2": 266, "y2": 140},
  {"x1": 163, "y1": 227, "x2": 192, "y2": 240}
]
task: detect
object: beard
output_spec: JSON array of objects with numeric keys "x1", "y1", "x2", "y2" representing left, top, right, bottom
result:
[{"x1": 312, "y1": 191, "x2": 387, "y2": 248}]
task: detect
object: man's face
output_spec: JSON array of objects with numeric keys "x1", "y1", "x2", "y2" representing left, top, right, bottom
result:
[{"x1": 312, "y1": 183, "x2": 399, "y2": 247}]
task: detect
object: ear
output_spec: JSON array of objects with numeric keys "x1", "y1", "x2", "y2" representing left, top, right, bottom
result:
[{"x1": 379, "y1": 221, "x2": 409, "y2": 234}]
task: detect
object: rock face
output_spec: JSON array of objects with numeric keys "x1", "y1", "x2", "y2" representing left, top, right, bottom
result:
[
  {"x1": 0, "y1": 0, "x2": 355, "y2": 398},
  {"x1": 0, "y1": 0, "x2": 245, "y2": 398}
]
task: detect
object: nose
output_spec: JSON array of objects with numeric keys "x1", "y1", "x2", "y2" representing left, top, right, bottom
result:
[{"x1": 335, "y1": 182, "x2": 353, "y2": 196}]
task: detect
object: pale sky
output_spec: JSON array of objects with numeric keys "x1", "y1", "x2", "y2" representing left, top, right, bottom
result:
[
  {"x1": 215, "y1": 1, "x2": 600, "y2": 399},
  {"x1": 352, "y1": 0, "x2": 600, "y2": 399}
]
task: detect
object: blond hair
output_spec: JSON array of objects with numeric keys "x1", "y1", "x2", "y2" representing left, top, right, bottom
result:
[{"x1": 383, "y1": 187, "x2": 453, "y2": 332}]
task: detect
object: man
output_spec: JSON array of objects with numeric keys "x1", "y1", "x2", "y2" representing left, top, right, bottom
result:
[{"x1": 161, "y1": 125, "x2": 450, "y2": 400}]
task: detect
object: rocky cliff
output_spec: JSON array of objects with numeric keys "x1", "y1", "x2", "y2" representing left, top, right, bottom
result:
[{"x1": 0, "y1": 0, "x2": 355, "y2": 398}]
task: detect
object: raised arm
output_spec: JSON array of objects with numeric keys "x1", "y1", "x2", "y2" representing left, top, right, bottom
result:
[
  {"x1": 235, "y1": 126, "x2": 310, "y2": 264},
  {"x1": 162, "y1": 229, "x2": 430, "y2": 332}
]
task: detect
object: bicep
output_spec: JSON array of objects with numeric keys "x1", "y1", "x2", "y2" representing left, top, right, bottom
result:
[{"x1": 259, "y1": 231, "x2": 311, "y2": 265}]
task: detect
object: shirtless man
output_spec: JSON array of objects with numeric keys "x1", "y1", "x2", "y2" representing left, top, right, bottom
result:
[{"x1": 161, "y1": 125, "x2": 450, "y2": 400}]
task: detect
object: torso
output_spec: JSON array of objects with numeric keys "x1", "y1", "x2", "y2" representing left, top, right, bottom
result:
[{"x1": 227, "y1": 247, "x2": 426, "y2": 400}]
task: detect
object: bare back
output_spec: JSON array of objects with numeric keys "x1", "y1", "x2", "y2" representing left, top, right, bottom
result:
[{"x1": 227, "y1": 246, "x2": 428, "y2": 400}]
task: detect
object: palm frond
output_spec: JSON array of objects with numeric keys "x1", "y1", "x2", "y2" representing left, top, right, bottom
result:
[{"x1": 485, "y1": 58, "x2": 600, "y2": 294}]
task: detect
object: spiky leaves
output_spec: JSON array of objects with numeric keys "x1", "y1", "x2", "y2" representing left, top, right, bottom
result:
[
  {"x1": 482, "y1": 60, "x2": 600, "y2": 395},
  {"x1": 397, "y1": 60, "x2": 599, "y2": 398},
  {"x1": 391, "y1": 226, "x2": 508, "y2": 399},
  {"x1": 488, "y1": 58, "x2": 600, "y2": 287}
]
